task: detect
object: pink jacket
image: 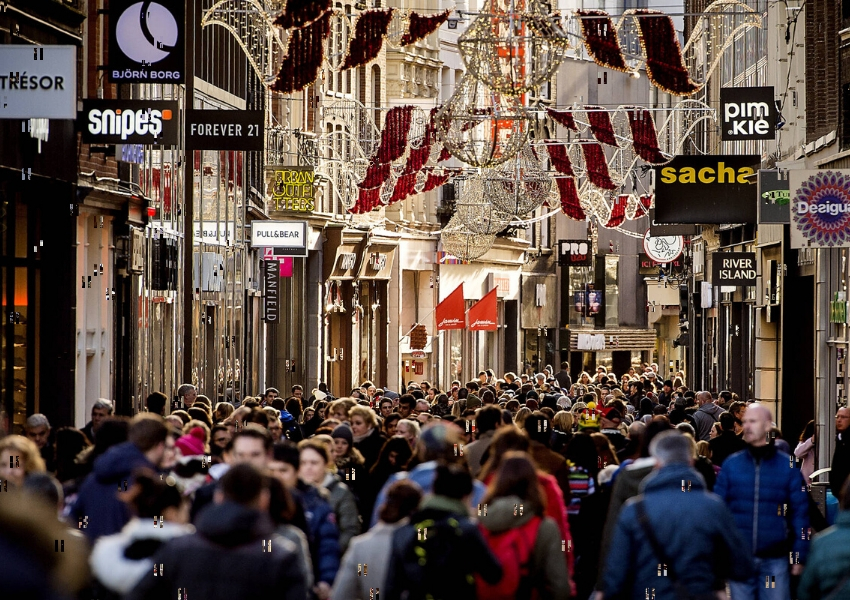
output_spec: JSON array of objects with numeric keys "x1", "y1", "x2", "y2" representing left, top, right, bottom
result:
[{"x1": 794, "y1": 437, "x2": 816, "y2": 481}]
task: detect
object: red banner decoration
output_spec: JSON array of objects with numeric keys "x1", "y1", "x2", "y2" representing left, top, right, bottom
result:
[
  {"x1": 634, "y1": 10, "x2": 702, "y2": 96},
  {"x1": 422, "y1": 170, "x2": 451, "y2": 192},
  {"x1": 640, "y1": 194, "x2": 653, "y2": 212},
  {"x1": 389, "y1": 109, "x2": 439, "y2": 204},
  {"x1": 556, "y1": 177, "x2": 586, "y2": 221},
  {"x1": 626, "y1": 108, "x2": 666, "y2": 163},
  {"x1": 604, "y1": 194, "x2": 629, "y2": 228},
  {"x1": 577, "y1": 10, "x2": 628, "y2": 72},
  {"x1": 468, "y1": 287, "x2": 498, "y2": 331},
  {"x1": 586, "y1": 106, "x2": 619, "y2": 147},
  {"x1": 270, "y1": 11, "x2": 332, "y2": 94},
  {"x1": 581, "y1": 142, "x2": 617, "y2": 190},
  {"x1": 274, "y1": 0, "x2": 331, "y2": 29},
  {"x1": 436, "y1": 283, "x2": 466, "y2": 330},
  {"x1": 546, "y1": 142, "x2": 575, "y2": 176},
  {"x1": 547, "y1": 107, "x2": 578, "y2": 131},
  {"x1": 401, "y1": 9, "x2": 452, "y2": 46},
  {"x1": 342, "y1": 8, "x2": 394, "y2": 70}
]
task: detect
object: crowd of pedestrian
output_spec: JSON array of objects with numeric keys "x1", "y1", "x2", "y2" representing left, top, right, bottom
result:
[{"x1": 1, "y1": 361, "x2": 850, "y2": 600}]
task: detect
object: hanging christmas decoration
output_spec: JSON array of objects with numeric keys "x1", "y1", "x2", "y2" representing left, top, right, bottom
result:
[
  {"x1": 634, "y1": 10, "x2": 702, "y2": 96},
  {"x1": 400, "y1": 9, "x2": 452, "y2": 46},
  {"x1": 422, "y1": 169, "x2": 453, "y2": 192},
  {"x1": 604, "y1": 194, "x2": 628, "y2": 228},
  {"x1": 556, "y1": 177, "x2": 586, "y2": 221},
  {"x1": 581, "y1": 142, "x2": 617, "y2": 190},
  {"x1": 487, "y1": 147, "x2": 552, "y2": 216},
  {"x1": 626, "y1": 107, "x2": 666, "y2": 164},
  {"x1": 585, "y1": 106, "x2": 619, "y2": 147},
  {"x1": 640, "y1": 194, "x2": 653, "y2": 212},
  {"x1": 547, "y1": 107, "x2": 578, "y2": 131},
  {"x1": 437, "y1": 74, "x2": 529, "y2": 168},
  {"x1": 341, "y1": 8, "x2": 394, "y2": 70},
  {"x1": 388, "y1": 109, "x2": 438, "y2": 205},
  {"x1": 274, "y1": 0, "x2": 331, "y2": 29},
  {"x1": 452, "y1": 176, "x2": 512, "y2": 235},
  {"x1": 546, "y1": 141, "x2": 575, "y2": 176},
  {"x1": 270, "y1": 11, "x2": 332, "y2": 94},
  {"x1": 441, "y1": 224, "x2": 496, "y2": 262},
  {"x1": 459, "y1": 0, "x2": 569, "y2": 96},
  {"x1": 576, "y1": 10, "x2": 630, "y2": 73}
]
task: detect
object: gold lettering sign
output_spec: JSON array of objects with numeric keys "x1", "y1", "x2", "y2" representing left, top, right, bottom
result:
[{"x1": 267, "y1": 166, "x2": 316, "y2": 213}]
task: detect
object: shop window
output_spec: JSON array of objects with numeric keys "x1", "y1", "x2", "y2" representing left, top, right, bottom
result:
[{"x1": 605, "y1": 255, "x2": 619, "y2": 327}]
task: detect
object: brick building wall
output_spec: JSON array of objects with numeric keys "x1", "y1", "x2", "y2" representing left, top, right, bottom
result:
[{"x1": 805, "y1": 0, "x2": 839, "y2": 144}]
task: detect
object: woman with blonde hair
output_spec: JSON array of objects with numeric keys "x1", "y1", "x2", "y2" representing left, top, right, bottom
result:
[
  {"x1": 0, "y1": 435, "x2": 46, "y2": 487},
  {"x1": 213, "y1": 402, "x2": 234, "y2": 423},
  {"x1": 514, "y1": 406, "x2": 532, "y2": 430},
  {"x1": 578, "y1": 371, "x2": 592, "y2": 385}
]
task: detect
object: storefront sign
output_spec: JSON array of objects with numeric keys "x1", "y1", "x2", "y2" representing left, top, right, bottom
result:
[
  {"x1": 720, "y1": 87, "x2": 776, "y2": 141},
  {"x1": 339, "y1": 253, "x2": 357, "y2": 270},
  {"x1": 80, "y1": 100, "x2": 178, "y2": 145},
  {"x1": 639, "y1": 253, "x2": 683, "y2": 275},
  {"x1": 0, "y1": 46, "x2": 77, "y2": 119},
  {"x1": 436, "y1": 283, "x2": 465, "y2": 330},
  {"x1": 758, "y1": 169, "x2": 791, "y2": 224},
  {"x1": 185, "y1": 110, "x2": 264, "y2": 151},
  {"x1": 648, "y1": 209, "x2": 700, "y2": 236},
  {"x1": 369, "y1": 252, "x2": 388, "y2": 270},
  {"x1": 712, "y1": 252, "x2": 756, "y2": 286},
  {"x1": 468, "y1": 288, "x2": 498, "y2": 330},
  {"x1": 250, "y1": 221, "x2": 307, "y2": 255},
  {"x1": 109, "y1": 0, "x2": 185, "y2": 83},
  {"x1": 558, "y1": 240, "x2": 592, "y2": 267},
  {"x1": 267, "y1": 166, "x2": 316, "y2": 213},
  {"x1": 643, "y1": 229, "x2": 684, "y2": 264},
  {"x1": 790, "y1": 170, "x2": 850, "y2": 248},
  {"x1": 263, "y1": 260, "x2": 279, "y2": 323},
  {"x1": 654, "y1": 155, "x2": 759, "y2": 224}
]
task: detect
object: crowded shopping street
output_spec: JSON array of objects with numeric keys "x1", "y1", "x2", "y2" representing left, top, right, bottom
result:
[{"x1": 3, "y1": 0, "x2": 850, "y2": 598}]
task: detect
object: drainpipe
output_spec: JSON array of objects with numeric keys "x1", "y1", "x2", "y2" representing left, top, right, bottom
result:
[{"x1": 815, "y1": 248, "x2": 830, "y2": 465}]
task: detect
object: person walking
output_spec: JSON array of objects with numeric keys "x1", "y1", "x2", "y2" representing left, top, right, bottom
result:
[
  {"x1": 794, "y1": 420, "x2": 817, "y2": 482},
  {"x1": 464, "y1": 405, "x2": 503, "y2": 478},
  {"x1": 709, "y1": 412, "x2": 747, "y2": 467},
  {"x1": 831, "y1": 407, "x2": 850, "y2": 501},
  {"x1": 126, "y1": 464, "x2": 308, "y2": 600},
  {"x1": 691, "y1": 391, "x2": 726, "y2": 441},
  {"x1": 599, "y1": 431, "x2": 754, "y2": 599},
  {"x1": 714, "y1": 403, "x2": 810, "y2": 600},
  {"x1": 477, "y1": 452, "x2": 571, "y2": 600},
  {"x1": 798, "y1": 477, "x2": 850, "y2": 600}
]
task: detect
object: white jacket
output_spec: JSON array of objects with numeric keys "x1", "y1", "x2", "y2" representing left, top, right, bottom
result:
[{"x1": 90, "y1": 517, "x2": 194, "y2": 595}]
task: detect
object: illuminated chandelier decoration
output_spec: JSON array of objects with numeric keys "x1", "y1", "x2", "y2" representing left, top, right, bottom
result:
[
  {"x1": 487, "y1": 147, "x2": 552, "y2": 216},
  {"x1": 452, "y1": 176, "x2": 513, "y2": 235},
  {"x1": 458, "y1": 0, "x2": 570, "y2": 96},
  {"x1": 436, "y1": 74, "x2": 529, "y2": 168},
  {"x1": 441, "y1": 223, "x2": 497, "y2": 262}
]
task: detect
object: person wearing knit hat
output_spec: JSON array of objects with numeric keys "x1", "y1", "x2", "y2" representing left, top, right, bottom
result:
[
  {"x1": 466, "y1": 394, "x2": 481, "y2": 410},
  {"x1": 526, "y1": 399, "x2": 539, "y2": 411},
  {"x1": 175, "y1": 426, "x2": 206, "y2": 457},
  {"x1": 332, "y1": 424, "x2": 354, "y2": 446},
  {"x1": 577, "y1": 406, "x2": 601, "y2": 431}
]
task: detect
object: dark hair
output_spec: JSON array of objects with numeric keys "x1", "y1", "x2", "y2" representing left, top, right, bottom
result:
[
  {"x1": 561, "y1": 361, "x2": 569, "y2": 370},
  {"x1": 247, "y1": 408, "x2": 270, "y2": 428},
  {"x1": 729, "y1": 401, "x2": 747, "y2": 421},
  {"x1": 129, "y1": 414, "x2": 169, "y2": 452},
  {"x1": 433, "y1": 463, "x2": 473, "y2": 500},
  {"x1": 483, "y1": 452, "x2": 546, "y2": 516},
  {"x1": 652, "y1": 404, "x2": 668, "y2": 416},
  {"x1": 371, "y1": 436, "x2": 414, "y2": 479},
  {"x1": 411, "y1": 390, "x2": 425, "y2": 400},
  {"x1": 187, "y1": 407, "x2": 213, "y2": 429},
  {"x1": 23, "y1": 472, "x2": 63, "y2": 508},
  {"x1": 475, "y1": 405, "x2": 503, "y2": 435},
  {"x1": 523, "y1": 412, "x2": 551, "y2": 445},
  {"x1": 285, "y1": 398, "x2": 302, "y2": 420},
  {"x1": 799, "y1": 420, "x2": 816, "y2": 443},
  {"x1": 378, "y1": 480, "x2": 423, "y2": 523},
  {"x1": 398, "y1": 394, "x2": 416, "y2": 409},
  {"x1": 220, "y1": 464, "x2": 265, "y2": 505},
  {"x1": 170, "y1": 410, "x2": 191, "y2": 425},
  {"x1": 53, "y1": 427, "x2": 91, "y2": 483},
  {"x1": 120, "y1": 467, "x2": 183, "y2": 518},
  {"x1": 271, "y1": 398, "x2": 287, "y2": 411},
  {"x1": 265, "y1": 388, "x2": 280, "y2": 398},
  {"x1": 273, "y1": 440, "x2": 300, "y2": 469},
  {"x1": 267, "y1": 475, "x2": 297, "y2": 523},
  {"x1": 383, "y1": 413, "x2": 401, "y2": 430},
  {"x1": 566, "y1": 432, "x2": 599, "y2": 475},
  {"x1": 243, "y1": 400, "x2": 261, "y2": 409},
  {"x1": 479, "y1": 427, "x2": 530, "y2": 481},
  {"x1": 719, "y1": 412, "x2": 737, "y2": 432},
  {"x1": 146, "y1": 392, "x2": 168, "y2": 415},
  {"x1": 234, "y1": 427, "x2": 273, "y2": 452},
  {"x1": 380, "y1": 397, "x2": 393, "y2": 407}
]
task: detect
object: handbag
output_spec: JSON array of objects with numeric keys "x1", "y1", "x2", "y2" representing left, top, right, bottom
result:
[{"x1": 634, "y1": 499, "x2": 718, "y2": 600}]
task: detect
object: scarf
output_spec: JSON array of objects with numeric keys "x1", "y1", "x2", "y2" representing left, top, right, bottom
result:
[{"x1": 353, "y1": 427, "x2": 374, "y2": 444}]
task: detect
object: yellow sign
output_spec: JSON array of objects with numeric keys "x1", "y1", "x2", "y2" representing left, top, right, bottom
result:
[{"x1": 267, "y1": 166, "x2": 315, "y2": 213}]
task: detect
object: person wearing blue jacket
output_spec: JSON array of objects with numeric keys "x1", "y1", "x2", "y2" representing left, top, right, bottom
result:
[
  {"x1": 714, "y1": 403, "x2": 810, "y2": 600},
  {"x1": 71, "y1": 414, "x2": 173, "y2": 541},
  {"x1": 600, "y1": 431, "x2": 754, "y2": 600},
  {"x1": 370, "y1": 421, "x2": 486, "y2": 528}
]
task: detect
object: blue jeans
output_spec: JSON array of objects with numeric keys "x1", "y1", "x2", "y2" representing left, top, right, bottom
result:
[{"x1": 729, "y1": 557, "x2": 791, "y2": 600}]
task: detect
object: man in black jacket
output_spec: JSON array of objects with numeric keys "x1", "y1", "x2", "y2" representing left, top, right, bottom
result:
[
  {"x1": 831, "y1": 407, "x2": 850, "y2": 500},
  {"x1": 127, "y1": 464, "x2": 307, "y2": 600},
  {"x1": 709, "y1": 412, "x2": 747, "y2": 467}
]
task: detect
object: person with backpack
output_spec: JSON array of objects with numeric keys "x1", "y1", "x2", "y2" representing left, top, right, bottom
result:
[
  {"x1": 477, "y1": 452, "x2": 571, "y2": 600},
  {"x1": 384, "y1": 463, "x2": 503, "y2": 600},
  {"x1": 599, "y1": 431, "x2": 754, "y2": 600}
]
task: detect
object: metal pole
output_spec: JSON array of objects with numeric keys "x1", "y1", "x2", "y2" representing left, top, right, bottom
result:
[{"x1": 182, "y1": 0, "x2": 195, "y2": 384}]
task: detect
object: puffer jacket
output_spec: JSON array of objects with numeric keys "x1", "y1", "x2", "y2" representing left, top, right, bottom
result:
[
  {"x1": 295, "y1": 482, "x2": 341, "y2": 586},
  {"x1": 714, "y1": 445, "x2": 811, "y2": 562},
  {"x1": 602, "y1": 464, "x2": 754, "y2": 600},
  {"x1": 322, "y1": 471, "x2": 362, "y2": 553},
  {"x1": 798, "y1": 511, "x2": 850, "y2": 600}
]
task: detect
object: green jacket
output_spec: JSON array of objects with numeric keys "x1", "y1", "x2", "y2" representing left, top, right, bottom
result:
[{"x1": 798, "y1": 511, "x2": 850, "y2": 600}]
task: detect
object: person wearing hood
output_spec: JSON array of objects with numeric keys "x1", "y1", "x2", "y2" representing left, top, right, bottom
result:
[
  {"x1": 478, "y1": 452, "x2": 571, "y2": 600},
  {"x1": 333, "y1": 480, "x2": 423, "y2": 600},
  {"x1": 384, "y1": 464, "x2": 502, "y2": 600},
  {"x1": 599, "y1": 431, "x2": 754, "y2": 600},
  {"x1": 331, "y1": 425, "x2": 367, "y2": 511},
  {"x1": 126, "y1": 464, "x2": 308, "y2": 600},
  {"x1": 90, "y1": 468, "x2": 193, "y2": 598},
  {"x1": 71, "y1": 414, "x2": 174, "y2": 541},
  {"x1": 298, "y1": 438, "x2": 361, "y2": 553},
  {"x1": 691, "y1": 391, "x2": 726, "y2": 441}
]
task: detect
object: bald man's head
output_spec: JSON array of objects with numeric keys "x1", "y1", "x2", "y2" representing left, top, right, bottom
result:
[
  {"x1": 742, "y1": 403, "x2": 772, "y2": 447},
  {"x1": 837, "y1": 407, "x2": 850, "y2": 433},
  {"x1": 696, "y1": 391, "x2": 713, "y2": 406}
]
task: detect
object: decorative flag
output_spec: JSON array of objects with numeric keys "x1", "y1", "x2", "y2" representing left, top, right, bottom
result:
[
  {"x1": 468, "y1": 287, "x2": 498, "y2": 331},
  {"x1": 436, "y1": 283, "x2": 465, "y2": 330}
]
